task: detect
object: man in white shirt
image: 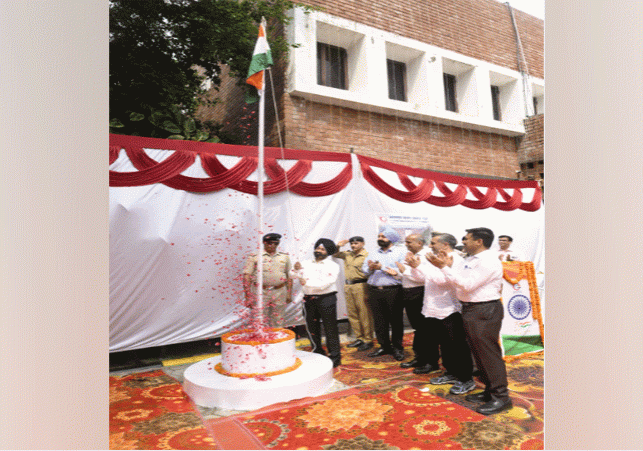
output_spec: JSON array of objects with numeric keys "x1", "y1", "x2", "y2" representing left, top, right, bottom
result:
[
  {"x1": 406, "y1": 233, "x2": 475, "y2": 394},
  {"x1": 497, "y1": 235, "x2": 524, "y2": 262},
  {"x1": 291, "y1": 238, "x2": 342, "y2": 367},
  {"x1": 427, "y1": 227, "x2": 512, "y2": 415},
  {"x1": 395, "y1": 233, "x2": 438, "y2": 373}
]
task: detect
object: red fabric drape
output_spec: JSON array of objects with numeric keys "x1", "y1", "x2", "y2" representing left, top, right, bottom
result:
[
  {"x1": 461, "y1": 186, "x2": 498, "y2": 210},
  {"x1": 109, "y1": 145, "x2": 120, "y2": 165},
  {"x1": 109, "y1": 147, "x2": 196, "y2": 187},
  {"x1": 109, "y1": 135, "x2": 353, "y2": 197},
  {"x1": 425, "y1": 182, "x2": 469, "y2": 206},
  {"x1": 358, "y1": 155, "x2": 541, "y2": 211},
  {"x1": 200, "y1": 154, "x2": 259, "y2": 190},
  {"x1": 494, "y1": 187, "x2": 524, "y2": 211},
  {"x1": 230, "y1": 159, "x2": 311, "y2": 194},
  {"x1": 112, "y1": 146, "x2": 258, "y2": 192},
  {"x1": 289, "y1": 162, "x2": 353, "y2": 197},
  {"x1": 109, "y1": 134, "x2": 542, "y2": 211},
  {"x1": 361, "y1": 164, "x2": 434, "y2": 203}
]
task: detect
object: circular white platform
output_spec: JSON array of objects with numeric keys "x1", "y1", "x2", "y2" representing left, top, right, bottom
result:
[{"x1": 183, "y1": 350, "x2": 334, "y2": 410}]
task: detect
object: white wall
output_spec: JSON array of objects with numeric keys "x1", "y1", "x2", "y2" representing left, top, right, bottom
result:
[
  {"x1": 286, "y1": 7, "x2": 545, "y2": 136},
  {"x1": 110, "y1": 151, "x2": 545, "y2": 352}
]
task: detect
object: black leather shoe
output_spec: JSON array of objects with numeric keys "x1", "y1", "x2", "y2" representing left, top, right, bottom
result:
[
  {"x1": 393, "y1": 349, "x2": 405, "y2": 361},
  {"x1": 346, "y1": 339, "x2": 364, "y2": 348},
  {"x1": 333, "y1": 360, "x2": 341, "y2": 368},
  {"x1": 412, "y1": 363, "x2": 440, "y2": 374},
  {"x1": 465, "y1": 391, "x2": 491, "y2": 403},
  {"x1": 476, "y1": 398, "x2": 513, "y2": 415},
  {"x1": 357, "y1": 341, "x2": 374, "y2": 352},
  {"x1": 368, "y1": 348, "x2": 392, "y2": 357},
  {"x1": 400, "y1": 358, "x2": 420, "y2": 368}
]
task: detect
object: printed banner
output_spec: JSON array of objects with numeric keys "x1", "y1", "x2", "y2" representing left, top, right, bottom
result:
[
  {"x1": 375, "y1": 214, "x2": 433, "y2": 244},
  {"x1": 500, "y1": 262, "x2": 544, "y2": 356}
]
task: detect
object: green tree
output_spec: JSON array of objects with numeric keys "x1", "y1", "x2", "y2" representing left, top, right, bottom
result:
[{"x1": 109, "y1": 0, "x2": 301, "y2": 141}]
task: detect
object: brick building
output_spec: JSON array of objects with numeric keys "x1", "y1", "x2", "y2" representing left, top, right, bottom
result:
[{"x1": 197, "y1": 0, "x2": 544, "y2": 184}]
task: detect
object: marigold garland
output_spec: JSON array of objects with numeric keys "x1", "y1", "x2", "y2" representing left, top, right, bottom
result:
[
  {"x1": 524, "y1": 261, "x2": 545, "y2": 344},
  {"x1": 501, "y1": 261, "x2": 545, "y2": 362},
  {"x1": 221, "y1": 328, "x2": 295, "y2": 346},
  {"x1": 502, "y1": 261, "x2": 528, "y2": 285},
  {"x1": 214, "y1": 358, "x2": 303, "y2": 379}
]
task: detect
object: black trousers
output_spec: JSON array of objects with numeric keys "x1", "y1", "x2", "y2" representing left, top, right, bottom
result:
[
  {"x1": 426, "y1": 312, "x2": 473, "y2": 381},
  {"x1": 367, "y1": 285, "x2": 404, "y2": 351},
  {"x1": 302, "y1": 292, "x2": 341, "y2": 365},
  {"x1": 461, "y1": 300, "x2": 509, "y2": 400},
  {"x1": 401, "y1": 286, "x2": 438, "y2": 365}
]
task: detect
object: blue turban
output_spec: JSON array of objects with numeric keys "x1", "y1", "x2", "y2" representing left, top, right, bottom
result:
[{"x1": 380, "y1": 226, "x2": 401, "y2": 244}]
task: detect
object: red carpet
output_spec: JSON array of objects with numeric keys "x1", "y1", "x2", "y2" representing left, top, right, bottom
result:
[
  {"x1": 207, "y1": 380, "x2": 538, "y2": 450},
  {"x1": 110, "y1": 370, "x2": 218, "y2": 449},
  {"x1": 110, "y1": 333, "x2": 543, "y2": 449}
]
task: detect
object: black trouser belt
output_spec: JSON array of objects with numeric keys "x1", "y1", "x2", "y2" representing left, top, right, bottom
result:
[
  {"x1": 303, "y1": 292, "x2": 337, "y2": 301},
  {"x1": 402, "y1": 286, "x2": 424, "y2": 293},
  {"x1": 368, "y1": 285, "x2": 400, "y2": 290},
  {"x1": 345, "y1": 278, "x2": 368, "y2": 285},
  {"x1": 461, "y1": 299, "x2": 500, "y2": 306}
]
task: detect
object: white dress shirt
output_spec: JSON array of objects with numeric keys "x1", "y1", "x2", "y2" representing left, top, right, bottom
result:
[
  {"x1": 399, "y1": 248, "x2": 430, "y2": 288},
  {"x1": 290, "y1": 258, "x2": 340, "y2": 296},
  {"x1": 440, "y1": 249, "x2": 503, "y2": 303},
  {"x1": 410, "y1": 251, "x2": 463, "y2": 319},
  {"x1": 498, "y1": 248, "x2": 524, "y2": 262}
]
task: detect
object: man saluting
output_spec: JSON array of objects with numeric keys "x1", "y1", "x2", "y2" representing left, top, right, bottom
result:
[{"x1": 334, "y1": 236, "x2": 374, "y2": 352}]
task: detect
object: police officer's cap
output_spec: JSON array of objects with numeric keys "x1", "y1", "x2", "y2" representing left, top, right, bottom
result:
[
  {"x1": 263, "y1": 233, "x2": 282, "y2": 242},
  {"x1": 349, "y1": 236, "x2": 364, "y2": 243}
]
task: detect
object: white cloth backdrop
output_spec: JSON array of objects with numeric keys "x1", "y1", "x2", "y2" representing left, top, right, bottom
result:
[{"x1": 110, "y1": 150, "x2": 544, "y2": 352}]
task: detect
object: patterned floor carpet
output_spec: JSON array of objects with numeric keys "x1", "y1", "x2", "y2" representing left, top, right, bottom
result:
[
  {"x1": 109, "y1": 334, "x2": 543, "y2": 449},
  {"x1": 110, "y1": 370, "x2": 218, "y2": 450},
  {"x1": 221, "y1": 382, "x2": 530, "y2": 449},
  {"x1": 329, "y1": 340, "x2": 544, "y2": 448}
]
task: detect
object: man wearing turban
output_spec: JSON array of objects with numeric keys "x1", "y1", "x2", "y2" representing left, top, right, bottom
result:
[
  {"x1": 361, "y1": 227, "x2": 407, "y2": 361},
  {"x1": 290, "y1": 238, "x2": 342, "y2": 367}
]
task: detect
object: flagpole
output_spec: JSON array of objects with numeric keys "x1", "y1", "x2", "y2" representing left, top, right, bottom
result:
[
  {"x1": 257, "y1": 70, "x2": 265, "y2": 332},
  {"x1": 256, "y1": 17, "x2": 269, "y2": 333},
  {"x1": 247, "y1": 16, "x2": 271, "y2": 334}
]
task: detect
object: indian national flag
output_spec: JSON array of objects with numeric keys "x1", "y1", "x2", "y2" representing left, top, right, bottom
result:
[{"x1": 246, "y1": 18, "x2": 273, "y2": 95}]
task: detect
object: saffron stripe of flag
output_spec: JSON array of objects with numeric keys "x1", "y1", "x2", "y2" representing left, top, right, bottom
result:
[{"x1": 246, "y1": 18, "x2": 273, "y2": 93}]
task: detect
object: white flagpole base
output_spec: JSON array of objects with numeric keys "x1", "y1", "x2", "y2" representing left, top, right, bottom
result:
[{"x1": 183, "y1": 351, "x2": 334, "y2": 410}]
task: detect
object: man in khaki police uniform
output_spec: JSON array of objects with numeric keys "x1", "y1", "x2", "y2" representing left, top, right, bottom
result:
[
  {"x1": 243, "y1": 233, "x2": 292, "y2": 328},
  {"x1": 334, "y1": 236, "x2": 374, "y2": 351}
]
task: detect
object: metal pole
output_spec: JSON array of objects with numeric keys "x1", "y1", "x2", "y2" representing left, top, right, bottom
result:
[{"x1": 256, "y1": 81, "x2": 266, "y2": 331}]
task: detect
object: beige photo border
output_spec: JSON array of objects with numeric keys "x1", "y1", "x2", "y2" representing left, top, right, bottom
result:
[{"x1": 2, "y1": 1, "x2": 643, "y2": 449}]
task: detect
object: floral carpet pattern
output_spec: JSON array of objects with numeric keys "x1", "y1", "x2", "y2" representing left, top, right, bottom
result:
[
  {"x1": 110, "y1": 371, "x2": 217, "y2": 450},
  {"x1": 233, "y1": 384, "x2": 533, "y2": 450},
  {"x1": 110, "y1": 333, "x2": 543, "y2": 449},
  {"x1": 298, "y1": 335, "x2": 544, "y2": 449}
]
